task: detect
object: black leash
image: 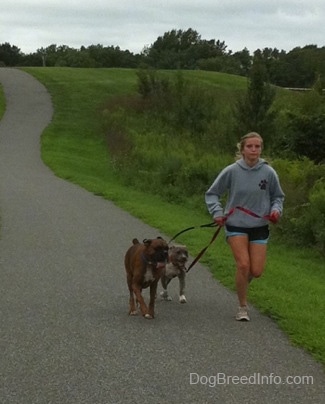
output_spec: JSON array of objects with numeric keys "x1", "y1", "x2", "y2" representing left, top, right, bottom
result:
[
  {"x1": 168, "y1": 222, "x2": 216, "y2": 244},
  {"x1": 168, "y1": 221, "x2": 222, "y2": 273}
]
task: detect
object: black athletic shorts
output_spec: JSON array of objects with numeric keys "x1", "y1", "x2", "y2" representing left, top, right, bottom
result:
[{"x1": 225, "y1": 225, "x2": 270, "y2": 244}]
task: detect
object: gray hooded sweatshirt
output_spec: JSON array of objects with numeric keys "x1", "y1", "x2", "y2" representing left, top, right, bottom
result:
[{"x1": 205, "y1": 158, "x2": 285, "y2": 228}]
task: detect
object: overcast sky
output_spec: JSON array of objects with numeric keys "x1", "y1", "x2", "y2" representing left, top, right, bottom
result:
[{"x1": 1, "y1": 0, "x2": 324, "y2": 55}]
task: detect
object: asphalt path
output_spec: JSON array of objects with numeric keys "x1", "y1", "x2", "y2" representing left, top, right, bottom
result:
[{"x1": 0, "y1": 68, "x2": 324, "y2": 404}]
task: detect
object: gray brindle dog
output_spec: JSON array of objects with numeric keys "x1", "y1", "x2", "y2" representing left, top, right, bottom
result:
[{"x1": 160, "y1": 244, "x2": 189, "y2": 303}]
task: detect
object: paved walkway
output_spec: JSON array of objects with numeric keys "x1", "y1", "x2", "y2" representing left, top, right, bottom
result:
[{"x1": 0, "y1": 68, "x2": 324, "y2": 403}]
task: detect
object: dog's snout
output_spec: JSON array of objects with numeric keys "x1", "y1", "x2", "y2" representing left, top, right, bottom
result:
[
  {"x1": 158, "y1": 249, "x2": 169, "y2": 262},
  {"x1": 156, "y1": 250, "x2": 168, "y2": 262},
  {"x1": 176, "y1": 250, "x2": 188, "y2": 262}
]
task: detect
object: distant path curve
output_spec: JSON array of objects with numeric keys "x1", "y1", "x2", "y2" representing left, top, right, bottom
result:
[{"x1": 0, "y1": 68, "x2": 324, "y2": 403}]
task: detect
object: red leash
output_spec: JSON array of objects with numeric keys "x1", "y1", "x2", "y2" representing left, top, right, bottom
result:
[
  {"x1": 227, "y1": 206, "x2": 272, "y2": 222},
  {"x1": 186, "y1": 225, "x2": 222, "y2": 272}
]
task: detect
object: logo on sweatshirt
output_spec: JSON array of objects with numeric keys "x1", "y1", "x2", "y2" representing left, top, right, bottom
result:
[{"x1": 259, "y1": 179, "x2": 268, "y2": 190}]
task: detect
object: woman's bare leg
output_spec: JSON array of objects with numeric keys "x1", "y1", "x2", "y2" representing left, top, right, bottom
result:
[{"x1": 228, "y1": 236, "x2": 250, "y2": 307}]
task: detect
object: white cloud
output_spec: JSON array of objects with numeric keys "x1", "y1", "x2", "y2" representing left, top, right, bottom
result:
[{"x1": 0, "y1": 0, "x2": 324, "y2": 54}]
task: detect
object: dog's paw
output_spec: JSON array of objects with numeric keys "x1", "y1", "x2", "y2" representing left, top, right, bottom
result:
[
  {"x1": 144, "y1": 313, "x2": 154, "y2": 319},
  {"x1": 160, "y1": 291, "x2": 172, "y2": 301},
  {"x1": 179, "y1": 295, "x2": 187, "y2": 304},
  {"x1": 129, "y1": 310, "x2": 138, "y2": 316}
]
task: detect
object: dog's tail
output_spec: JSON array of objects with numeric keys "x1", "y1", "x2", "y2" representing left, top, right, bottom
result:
[{"x1": 132, "y1": 238, "x2": 140, "y2": 245}]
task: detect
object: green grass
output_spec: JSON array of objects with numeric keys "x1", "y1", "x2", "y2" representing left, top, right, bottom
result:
[{"x1": 21, "y1": 67, "x2": 325, "y2": 367}]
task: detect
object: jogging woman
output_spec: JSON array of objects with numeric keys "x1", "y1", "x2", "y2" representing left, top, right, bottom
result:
[{"x1": 205, "y1": 132, "x2": 285, "y2": 321}]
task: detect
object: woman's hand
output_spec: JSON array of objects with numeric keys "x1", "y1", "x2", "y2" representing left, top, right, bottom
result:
[
  {"x1": 269, "y1": 210, "x2": 280, "y2": 224},
  {"x1": 214, "y1": 216, "x2": 226, "y2": 226}
]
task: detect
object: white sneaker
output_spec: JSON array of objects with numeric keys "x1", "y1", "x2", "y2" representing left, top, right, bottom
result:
[{"x1": 236, "y1": 306, "x2": 250, "y2": 321}]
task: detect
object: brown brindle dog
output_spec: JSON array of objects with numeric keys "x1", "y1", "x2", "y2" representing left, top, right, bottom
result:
[{"x1": 124, "y1": 237, "x2": 169, "y2": 319}]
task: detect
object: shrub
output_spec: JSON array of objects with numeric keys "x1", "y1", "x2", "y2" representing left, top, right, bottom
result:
[
  {"x1": 285, "y1": 112, "x2": 325, "y2": 163},
  {"x1": 308, "y1": 180, "x2": 325, "y2": 251},
  {"x1": 136, "y1": 68, "x2": 224, "y2": 137},
  {"x1": 273, "y1": 158, "x2": 325, "y2": 253}
]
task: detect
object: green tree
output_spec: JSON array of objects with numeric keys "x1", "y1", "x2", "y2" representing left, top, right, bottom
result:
[
  {"x1": 233, "y1": 50, "x2": 276, "y2": 144},
  {"x1": 0, "y1": 42, "x2": 23, "y2": 66},
  {"x1": 269, "y1": 45, "x2": 325, "y2": 88},
  {"x1": 145, "y1": 28, "x2": 228, "y2": 69},
  {"x1": 285, "y1": 113, "x2": 325, "y2": 163},
  {"x1": 232, "y1": 47, "x2": 252, "y2": 75}
]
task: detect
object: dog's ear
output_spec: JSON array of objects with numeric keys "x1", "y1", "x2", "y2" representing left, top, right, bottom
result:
[{"x1": 143, "y1": 239, "x2": 152, "y2": 246}]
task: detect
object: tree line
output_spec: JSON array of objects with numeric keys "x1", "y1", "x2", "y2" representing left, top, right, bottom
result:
[{"x1": 1, "y1": 28, "x2": 325, "y2": 88}]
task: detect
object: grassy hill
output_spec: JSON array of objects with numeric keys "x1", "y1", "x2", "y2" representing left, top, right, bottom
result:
[{"x1": 13, "y1": 67, "x2": 325, "y2": 367}]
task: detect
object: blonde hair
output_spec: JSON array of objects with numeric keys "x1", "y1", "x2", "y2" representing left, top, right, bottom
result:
[{"x1": 236, "y1": 132, "x2": 263, "y2": 159}]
